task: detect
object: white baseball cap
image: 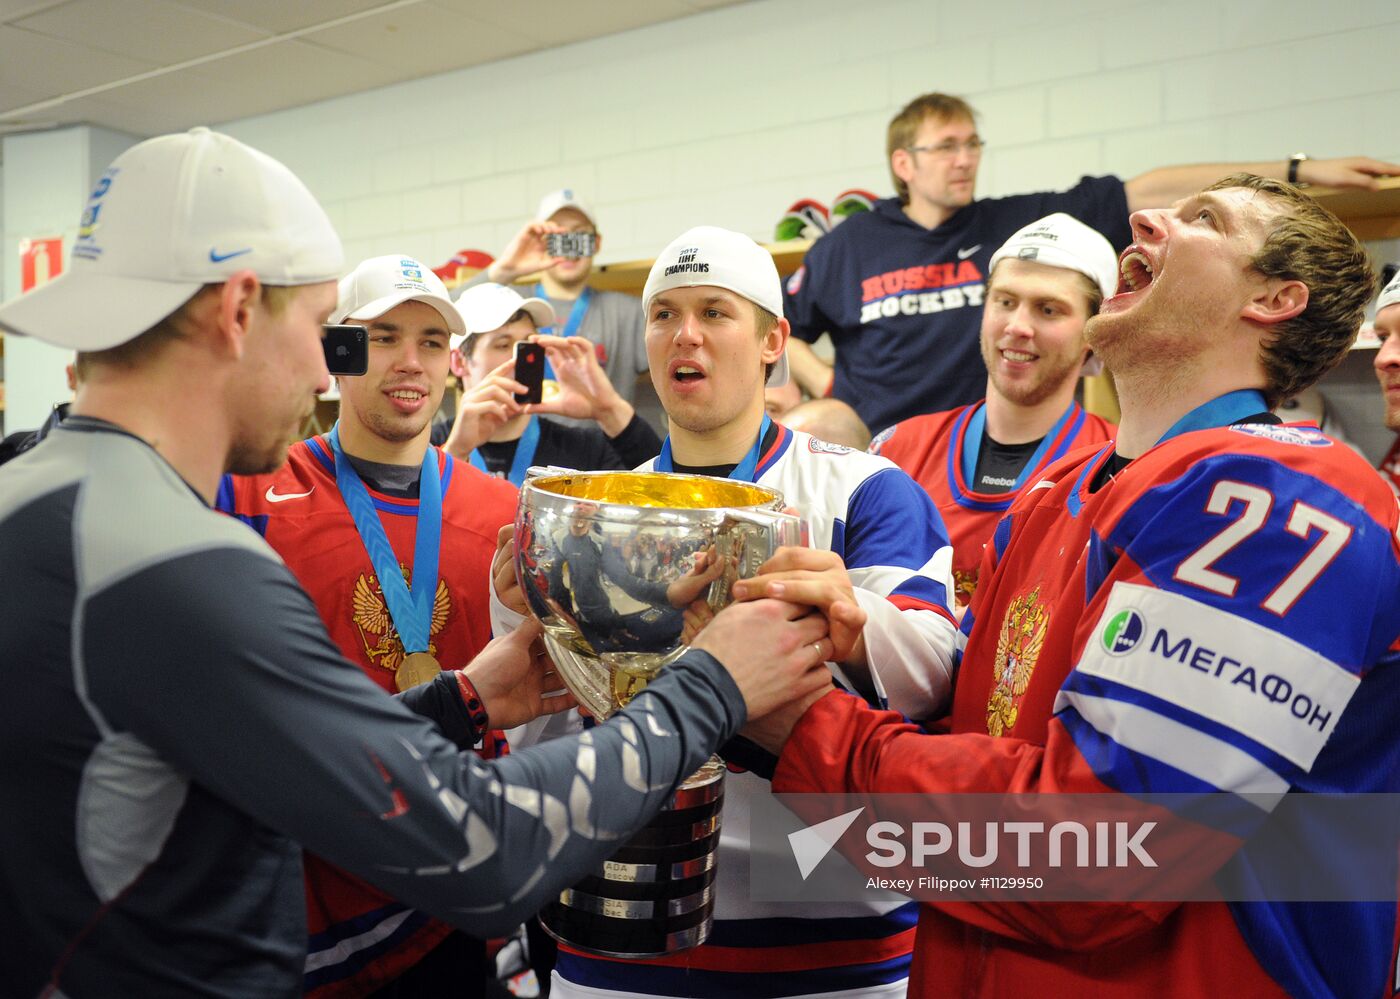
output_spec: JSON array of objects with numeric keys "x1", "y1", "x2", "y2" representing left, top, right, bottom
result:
[
  {"x1": 1377, "y1": 268, "x2": 1400, "y2": 315},
  {"x1": 452, "y1": 282, "x2": 556, "y2": 350},
  {"x1": 643, "y1": 225, "x2": 790, "y2": 386},
  {"x1": 987, "y1": 213, "x2": 1118, "y2": 300},
  {"x1": 536, "y1": 188, "x2": 597, "y2": 228},
  {"x1": 332, "y1": 255, "x2": 464, "y2": 336},
  {"x1": 0, "y1": 127, "x2": 343, "y2": 351}
]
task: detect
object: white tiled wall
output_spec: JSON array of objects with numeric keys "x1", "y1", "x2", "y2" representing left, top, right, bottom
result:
[{"x1": 211, "y1": 0, "x2": 1400, "y2": 271}]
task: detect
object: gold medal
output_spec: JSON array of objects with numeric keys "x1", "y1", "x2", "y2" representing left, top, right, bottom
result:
[
  {"x1": 396, "y1": 651, "x2": 442, "y2": 691},
  {"x1": 541, "y1": 378, "x2": 561, "y2": 402}
]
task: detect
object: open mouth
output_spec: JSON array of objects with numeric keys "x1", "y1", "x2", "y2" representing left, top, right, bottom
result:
[
  {"x1": 1001, "y1": 348, "x2": 1037, "y2": 363},
  {"x1": 1117, "y1": 249, "x2": 1155, "y2": 295},
  {"x1": 671, "y1": 363, "x2": 705, "y2": 385}
]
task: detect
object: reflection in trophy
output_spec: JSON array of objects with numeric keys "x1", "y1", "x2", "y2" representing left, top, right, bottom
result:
[{"x1": 516, "y1": 471, "x2": 804, "y2": 958}]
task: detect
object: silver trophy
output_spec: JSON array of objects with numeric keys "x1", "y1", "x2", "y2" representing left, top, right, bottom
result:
[{"x1": 515, "y1": 470, "x2": 805, "y2": 958}]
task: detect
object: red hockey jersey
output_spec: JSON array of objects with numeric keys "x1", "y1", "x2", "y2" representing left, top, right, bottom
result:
[
  {"x1": 777, "y1": 418, "x2": 1400, "y2": 998},
  {"x1": 219, "y1": 435, "x2": 518, "y2": 996},
  {"x1": 871, "y1": 400, "x2": 1114, "y2": 605}
]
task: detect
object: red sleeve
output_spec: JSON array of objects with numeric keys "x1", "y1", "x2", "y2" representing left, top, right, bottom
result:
[{"x1": 771, "y1": 691, "x2": 1232, "y2": 950}]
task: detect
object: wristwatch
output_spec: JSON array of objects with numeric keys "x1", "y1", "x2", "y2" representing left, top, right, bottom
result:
[{"x1": 1288, "y1": 153, "x2": 1310, "y2": 187}]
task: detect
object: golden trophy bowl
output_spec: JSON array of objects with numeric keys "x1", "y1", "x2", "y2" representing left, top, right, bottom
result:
[{"x1": 515, "y1": 470, "x2": 805, "y2": 958}]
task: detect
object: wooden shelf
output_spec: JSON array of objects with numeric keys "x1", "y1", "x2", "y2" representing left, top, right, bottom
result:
[
  {"x1": 582, "y1": 239, "x2": 813, "y2": 297},
  {"x1": 1309, "y1": 176, "x2": 1400, "y2": 241}
]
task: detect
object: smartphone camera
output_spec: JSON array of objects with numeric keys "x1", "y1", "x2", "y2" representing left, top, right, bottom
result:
[
  {"x1": 513, "y1": 341, "x2": 545, "y2": 405},
  {"x1": 322, "y1": 324, "x2": 368, "y2": 376},
  {"x1": 545, "y1": 232, "x2": 598, "y2": 260}
]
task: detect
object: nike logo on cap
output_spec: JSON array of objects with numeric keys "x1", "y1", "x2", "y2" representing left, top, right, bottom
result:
[
  {"x1": 266, "y1": 485, "x2": 314, "y2": 503},
  {"x1": 957, "y1": 245, "x2": 982, "y2": 260},
  {"x1": 210, "y1": 247, "x2": 252, "y2": 263}
]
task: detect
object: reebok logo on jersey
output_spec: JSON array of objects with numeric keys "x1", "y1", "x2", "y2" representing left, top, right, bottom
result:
[
  {"x1": 957, "y1": 244, "x2": 982, "y2": 259},
  {"x1": 266, "y1": 485, "x2": 315, "y2": 503}
]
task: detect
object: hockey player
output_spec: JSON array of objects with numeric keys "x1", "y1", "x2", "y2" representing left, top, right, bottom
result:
[
  {"x1": 434, "y1": 281, "x2": 661, "y2": 481},
  {"x1": 871, "y1": 213, "x2": 1118, "y2": 607},
  {"x1": 755, "y1": 175, "x2": 1400, "y2": 997},
  {"x1": 496, "y1": 226, "x2": 962, "y2": 997},
  {"x1": 783, "y1": 91, "x2": 1400, "y2": 433},
  {"x1": 217, "y1": 254, "x2": 525, "y2": 994}
]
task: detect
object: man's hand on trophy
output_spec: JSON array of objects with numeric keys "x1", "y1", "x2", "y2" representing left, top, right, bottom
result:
[
  {"x1": 738, "y1": 684, "x2": 833, "y2": 757},
  {"x1": 729, "y1": 548, "x2": 867, "y2": 666},
  {"x1": 691, "y1": 598, "x2": 835, "y2": 720},
  {"x1": 492, "y1": 524, "x2": 530, "y2": 617},
  {"x1": 463, "y1": 618, "x2": 577, "y2": 729}
]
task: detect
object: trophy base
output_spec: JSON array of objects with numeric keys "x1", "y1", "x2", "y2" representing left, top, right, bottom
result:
[{"x1": 539, "y1": 758, "x2": 725, "y2": 959}]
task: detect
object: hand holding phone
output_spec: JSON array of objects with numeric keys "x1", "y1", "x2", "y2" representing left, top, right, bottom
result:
[
  {"x1": 322, "y1": 324, "x2": 368, "y2": 376},
  {"x1": 512, "y1": 340, "x2": 545, "y2": 405}
]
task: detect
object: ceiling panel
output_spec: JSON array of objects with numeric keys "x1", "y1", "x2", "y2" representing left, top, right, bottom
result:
[
  {"x1": 71, "y1": 94, "x2": 191, "y2": 135},
  {"x1": 15, "y1": 0, "x2": 265, "y2": 63},
  {"x1": 188, "y1": 38, "x2": 404, "y2": 113},
  {"x1": 0, "y1": 24, "x2": 154, "y2": 109},
  {"x1": 306, "y1": 3, "x2": 535, "y2": 75},
  {"x1": 446, "y1": 0, "x2": 699, "y2": 47},
  {"x1": 0, "y1": 84, "x2": 60, "y2": 132},
  {"x1": 0, "y1": 0, "x2": 66, "y2": 19},
  {"x1": 0, "y1": 0, "x2": 753, "y2": 138},
  {"x1": 168, "y1": 0, "x2": 392, "y2": 34},
  {"x1": 68, "y1": 66, "x2": 275, "y2": 132}
]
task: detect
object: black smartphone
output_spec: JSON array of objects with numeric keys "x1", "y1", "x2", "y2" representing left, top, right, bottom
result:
[
  {"x1": 545, "y1": 232, "x2": 597, "y2": 259},
  {"x1": 322, "y1": 324, "x2": 368, "y2": 376},
  {"x1": 513, "y1": 340, "x2": 545, "y2": 405}
]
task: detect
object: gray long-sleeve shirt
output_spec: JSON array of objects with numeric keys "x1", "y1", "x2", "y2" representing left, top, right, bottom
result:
[{"x1": 0, "y1": 417, "x2": 744, "y2": 998}]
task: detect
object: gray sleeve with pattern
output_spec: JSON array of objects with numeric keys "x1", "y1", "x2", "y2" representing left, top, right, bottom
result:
[{"x1": 83, "y1": 546, "x2": 745, "y2": 936}]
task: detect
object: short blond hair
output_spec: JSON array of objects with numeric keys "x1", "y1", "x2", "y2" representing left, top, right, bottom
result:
[{"x1": 887, "y1": 93, "x2": 978, "y2": 204}]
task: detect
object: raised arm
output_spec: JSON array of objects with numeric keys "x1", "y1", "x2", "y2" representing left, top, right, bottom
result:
[{"x1": 1125, "y1": 155, "x2": 1400, "y2": 213}]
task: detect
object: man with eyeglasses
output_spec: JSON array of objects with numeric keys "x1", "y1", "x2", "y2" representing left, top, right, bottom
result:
[{"x1": 783, "y1": 91, "x2": 1400, "y2": 434}]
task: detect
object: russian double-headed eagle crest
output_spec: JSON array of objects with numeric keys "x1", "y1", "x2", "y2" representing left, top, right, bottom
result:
[
  {"x1": 952, "y1": 567, "x2": 979, "y2": 608},
  {"x1": 352, "y1": 563, "x2": 450, "y2": 672},
  {"x1": 986, "y1": 586, "x2": 1048, "y2": 737}
]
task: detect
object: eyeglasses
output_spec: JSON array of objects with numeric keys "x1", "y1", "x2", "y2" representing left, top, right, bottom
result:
[{"x1": 907, "y1": 138, "x2": 987, "y2": 158}]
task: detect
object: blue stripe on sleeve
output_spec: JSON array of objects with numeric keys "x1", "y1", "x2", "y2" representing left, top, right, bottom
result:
[
  {"x1": 842, "y1": 467, "x2": 951, "y2": 573},
  {"x1": 1060, "y1": 670, "x2": 1300, "y2": 782}
]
